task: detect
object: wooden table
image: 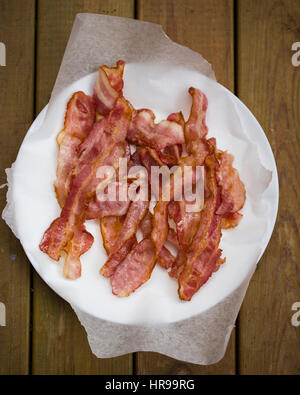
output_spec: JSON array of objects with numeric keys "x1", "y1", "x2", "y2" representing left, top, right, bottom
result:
[{"x1": 0, "y1": 0, "x2": 299, "y2": 375}]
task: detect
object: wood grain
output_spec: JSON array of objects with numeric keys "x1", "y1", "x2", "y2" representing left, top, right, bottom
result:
[
  {"x1": 0, "y1": 0, "x2": 35, "y2": 374},
  {"x1": 32, "y1": 0, "x2": 134, "y2": 375},
  {"x1": 136, "y1": 0, "x2": 236, "y2": 374},
  {"x1": 237, "y1": 0, "x2": 300, "y2": 374}
]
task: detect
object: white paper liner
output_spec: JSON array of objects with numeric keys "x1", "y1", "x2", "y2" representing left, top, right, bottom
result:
[
  {"x1": 73, "y1": 263, "x2": 256, "y2": 364},
  {"x1": 2, "y1": 14, "x2": 279, "y2": 365}
]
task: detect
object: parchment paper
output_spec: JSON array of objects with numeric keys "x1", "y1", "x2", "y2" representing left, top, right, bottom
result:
[{"x1": 2, "y1": 14, "x2": 278, "y2": 365}]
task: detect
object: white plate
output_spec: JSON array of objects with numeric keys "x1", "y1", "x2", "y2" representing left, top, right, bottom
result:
[{"x1": 11, "y1": 63, "x2": 278, "y2": 325}]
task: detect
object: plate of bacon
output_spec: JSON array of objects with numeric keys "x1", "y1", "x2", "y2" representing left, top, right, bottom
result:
[{"x1": 8, "y1": 60, "x2": 278, "y2": 324}]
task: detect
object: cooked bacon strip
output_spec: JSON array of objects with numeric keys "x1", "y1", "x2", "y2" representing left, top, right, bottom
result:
[
  {"x1": 178, "y1": 154, "x2": 224, "y2": 300},
  {"x1": 162, "y1": 137, "x2": 210, "y2": 253},
  {"x1": 40, "y1": 98, "x2": 132, "y2": 262},
  {"x1": 179, "y1": 227, "x2": 223, "y2": 300},
  {"x1": 105, "y1": 97, "x2": 132, "y2": 142},
  {"x1": 144, "y1": 145, "x2": 181, "y2": 168},
  {"x1": 88, "y1": 146, "x2": 141, "y2": 220},
  {"x1": 144, "y1": 111, "x2": 184, "y2": 166},
  {"x1": 63, "y1": 226, "x2": 94, "y2": 279},
  {"x1": 221, "y1": 212, "x2": 243, "y2": 229},
  {"x1": 168, "y1": 200, "x2": 201, "y2": 251},
  {"x1": 86, "y1": 182, "x2": 130, "y2": 219},
  {"x1": 151, "y1": 147, "x2": 207, "y2": 255},
  {"x1": 100, "y1": 236, "x2": 138, "y2": 277},
  {"x1": 185, "y1": 87, "x2": 208, "y2": 153},
  {"x1": 142, "y1": 147, "x2": 165, "y2": 166},
  {"x1": 100, "y1": 216, "x2": 124, "y2": 254},
  {"x1": 139, "y1": 210, "x2": 153, "y2": 237},
  {"x1": 40, "y1": 135, "x2": 125, "y2": 260},
  {"x1": 137, "y1": 146, "x2": 162, "y2": 199},
  {"x1": 157, "y1": 247, "x2": 175, "y2": 270},
  {"x1": 151, "y1": 201, "x2": 169, "y2": 255},
  {"x1": 55, "y1": 91, "x2": 95, "y2": 207},
  {"x1": 100, "y1": 200, "x2": 149, "y2": 277},
  {"x1": 140, "y1": 211, "x2": 176, "y2": 270},
  {"x1": 97, "y1": 150, "x2": 143, "y2": 266},
  {"x1": 93, "y1": 60, "x2": 125, "y2": 116},
  {"x1": 111, "y1": 238, "x2": 156, "y2": 297},
  {"x1": 53, "y1": 92, "x2": 96, "y2": 278},
  {"x1": 167, "y1": 228, "x2": 180, "y2": 249},
  {"x1": 169, "y1": 249, "x2": 187, "y2": 279},
  {"x1": 141, "y1": 211, "x2": 178, "y2": 248},
  {"x1": 168, "y1": 111, "x2": 185, "y2": 128},
  {"x1": 159, "y1": 145, "x2": 182, "y2": 166},
  {"x1": 102, "y1": 61, "x2": 125, "y2": 92},
  {"x1": 127, "y1": 109, "x2": 185, "y2": 151},
  {"x1": 168, "y1": 138, "x2": 211, "y2": 251},
  {"x1": 216, "y1": 151, "x2": 246, "y2": 216},
  {"x1": 138, "y1": 112, "x2": 184, "y2": 168}
]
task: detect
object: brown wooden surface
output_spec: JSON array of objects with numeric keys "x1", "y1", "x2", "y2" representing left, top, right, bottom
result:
[
  {"x1": 0, "y1": 0, "x2": 35, "y2": 374},
  {"x1": 136, "y1": 0, "x2": 235, "y2": 375},
  {"x1": 237, "y1": 0, "x2": 300, "y2": 375},
  {"x1": 0, "y1": 0, "x2": 299, "y2": 375},
  {"x1": 32, "y1": 0, "x2": 134, "y2": 375}
]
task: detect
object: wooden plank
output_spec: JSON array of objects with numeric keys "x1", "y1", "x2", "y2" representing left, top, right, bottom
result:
[
  {"x1": 0, "y1": 0, "x2": 35, "y2": 374},
  {"x1": 136, "y1": 0, "x2": 235, "y2": 374},
  {"x1": 237, "y1": 0, "x2": 300, "y2": 374},
  {"x1": 32, "y1": 0, "x2": 134, "y2": 374}
]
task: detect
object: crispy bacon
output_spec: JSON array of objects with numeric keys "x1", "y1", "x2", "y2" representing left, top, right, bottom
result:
[
  {"x1": 167, "y1": 228, "x2": 180, "y2": 249},
  {"x1": 127, "y1": 109, "x2": 185, "y2": 150},
  {"x1": 100, "y1": 236, "x2": 138, "y2": 277},
  {"x1": 139, "y1": 210, "x2": 153, "y2": 237},
  {"x1": 97, "y1": 150, "x2": 143, "y2": 267},
  {"x1": 111, "y1": 238, "x2": 156, "y2": 297},
  {"x1": 169, "y1": 249, "x2": 186, "y2": 279},
  {"x1": 156, "y1": 111, "x2": 184, "y2": 165},
  {"x1": 55, "y1": 91, "x2": 95, "y2": 207},
  {"x1": 221, "y1": 212, "x2": 243, "y2": 229},
  {"x1": 168, "y1": 200, "x2": 201, "y2": 251},
  {"x1": 151, "y1": 201, "x2": 169, "y2": 255},
  {"x1": 86, "y1": 182, "x2": 130, "y2": 219},
  {"x1": 137, "y1": 111, "x2": 184, "y2": 168},
  {"x1": 137, "y1": 146, "x2": 162, "y2": 199},
  {"x1": 178, "y1": 154, "x2": 224, "y2": 301},
  {"x1": 179, "y1": 227, "x2": 222, "y2": 300},
  {"x1": 63, "y1": 226, "x2": 94, "y2": 279},
  {"x1": 40, "y1": 98, "x2": 132, "y2": 263},
  {"x1": 102, "y1": 61, "x2": 125, "y2": 92},
  {"x1": 140, "y1": 211, "x2": 176, "y2": 270},
  {"x1": 167, "y1": 111, "x2": 185, "y2": 128},
  {"x1": 165, "y1": 138, "x2": 210, "y2": 251},
  {"x1": 100, "y1": 216, "x2": 124, "y2": 254},
  {"x1": 157, "y1": 246, "x2": 175, "y2": 270},
  {"x1": 159, "y1": 145, "x2": 182, "y2": 166},
  {"x1": 216, "y1": 151, "x2": 246, "y2": 216},
  {"x1": 100, "y1": 200, "x2": 149, "y2": 277},
  {"x1": 52, "y1": 92, "x2": 96, "y2": 278},
  {"x1": 150, "y1": 151, "x2": 206, "y2": 255},
  {"x1": 185, "y1": 87, "x2": 208, "y2": 152},
  {"x1": 93, "y1": 60, "x2": 125, "y2": 116}
]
